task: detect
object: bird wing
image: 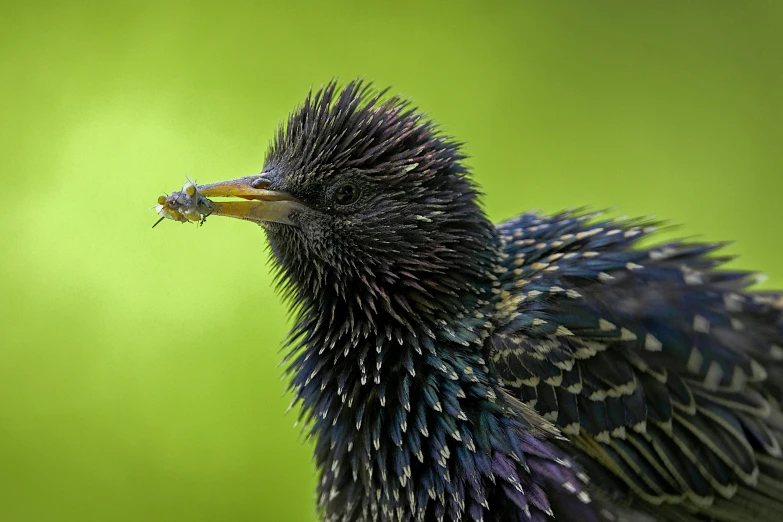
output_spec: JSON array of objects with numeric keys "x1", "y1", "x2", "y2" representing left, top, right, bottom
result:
[{"x1": 488, "y1": 210, "x2": 783, "y2": 521}]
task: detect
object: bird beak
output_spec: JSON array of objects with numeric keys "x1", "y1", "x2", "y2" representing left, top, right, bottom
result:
[{"x1": 197, "y1": 175, "x2": 303, "y2": 226}]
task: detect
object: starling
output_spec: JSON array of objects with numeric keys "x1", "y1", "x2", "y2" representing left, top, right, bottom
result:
[{"x1": 156, "y1": 81, "x2": 783, "y2": 522}]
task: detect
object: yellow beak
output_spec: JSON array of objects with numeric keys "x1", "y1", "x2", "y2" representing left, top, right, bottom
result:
[{"x1": 196, "y1": 176, "x2": 303, "y2": 226}]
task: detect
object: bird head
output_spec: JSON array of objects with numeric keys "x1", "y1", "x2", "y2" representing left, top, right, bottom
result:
[{"x1": 197, "y1": 80, "x2": 499, "y2": 326}]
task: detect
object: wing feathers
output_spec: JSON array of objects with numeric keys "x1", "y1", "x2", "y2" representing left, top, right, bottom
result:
[{"x1": 491, "y1": 211, "x2": 783, "y2": 521}]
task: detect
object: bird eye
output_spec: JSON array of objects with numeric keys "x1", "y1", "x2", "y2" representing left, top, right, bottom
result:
[
  {"x1": 334, "y1": 183, "x2": 359, "y2": 205},
  {"x1": 251, "y1": 176, "x2": 271, "y2": 189}
]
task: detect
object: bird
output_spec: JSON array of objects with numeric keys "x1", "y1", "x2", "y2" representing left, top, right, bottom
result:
[{"x1": 156, "y1": 80, "x2": 783, "y2": 522}]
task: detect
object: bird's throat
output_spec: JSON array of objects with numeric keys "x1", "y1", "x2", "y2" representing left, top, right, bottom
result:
[{"x1": 284, "y1": 295, "x2": 507, "y2": 520}]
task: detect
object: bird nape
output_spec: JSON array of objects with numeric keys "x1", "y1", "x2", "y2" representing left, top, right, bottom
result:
[{"x1": 155, "y1": 80, "x2": 783, "y2": 522}]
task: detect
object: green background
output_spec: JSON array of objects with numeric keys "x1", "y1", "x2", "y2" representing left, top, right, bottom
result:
[{"x1": 1, "y1": 2, "x2": 781, "y2": 521}]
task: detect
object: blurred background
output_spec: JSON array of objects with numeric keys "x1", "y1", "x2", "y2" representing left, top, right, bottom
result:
[{"x1": 1, "y1": 1, "x2": 781, "y2": 521}]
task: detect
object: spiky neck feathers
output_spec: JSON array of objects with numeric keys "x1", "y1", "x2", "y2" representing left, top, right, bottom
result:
[
  {"x1": 275, "y1": 189, "x2": 588, "y2": 522},
  {"x1": 282, "y1": 291, "x2": 593, "y2": 522}
]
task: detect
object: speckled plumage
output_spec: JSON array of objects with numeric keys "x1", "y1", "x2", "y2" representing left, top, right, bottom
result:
[
  {"x1": 492, "y1": 212, "x2": 783, "y2": 521},
  {"x1": 226, "y1": 81, "x2": 783, "y2": 521}
]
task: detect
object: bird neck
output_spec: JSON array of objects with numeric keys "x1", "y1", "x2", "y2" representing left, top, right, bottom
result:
[
  {"x1": 280, "y1": 234, "x2": 519, "y2": 520},
  {"x1": 289, "y1": 304, "x2": 501, "y2": 517},
  {"x1": 282, "y1": 222, "x2": 504, "y2": 422},
  {"x1": 284, "y1": 273, "x2": 500, "y2": 426},
  {"x1": 279, "y1": 228, "x2": 594, "y2": 521}
]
